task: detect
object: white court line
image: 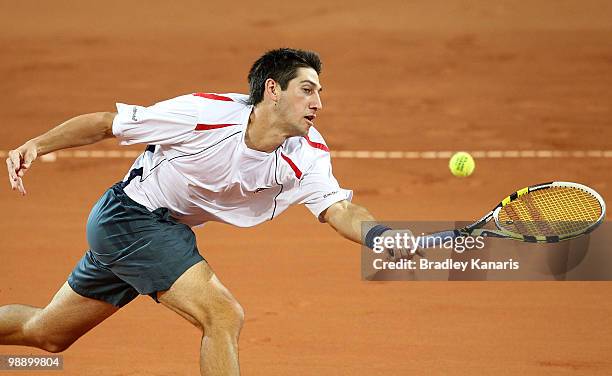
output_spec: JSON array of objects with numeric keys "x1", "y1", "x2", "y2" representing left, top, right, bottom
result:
[
  {"x1": 390, "y1": 151, "x2": 409, "y2": 159},
  {"x1": 354, "y1": 151, "x2": 372, "y2": 159},
  {"x1": 436, "y1": 151, "x2": 453, "y2": 159},
  {"x1": 370, "y1": 151, "x2": 388, "y2": 159},
  {"x1": 420, "y1": 151, "x2": 438, "y2": 159},
  {"x1": 2, "y1": 150, "x2": 612, "y2": 162}
]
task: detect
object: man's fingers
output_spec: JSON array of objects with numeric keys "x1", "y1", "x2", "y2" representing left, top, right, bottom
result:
[
  {"x1": 6, "y1": 156, "x2": 16, "y2": 175},
  {"x1": 6, "y1": 149, "x2": 31, "y2": 193},
  {"x1": 6, "y1": 157, "x2": 19, "y2": 187},
  {"x1": 15, "y1": 177, "x2": 26, "y2": 195},
  {"x1": 7, "y1": 173, "x2": 17, "y2": 190},
  {"x1": 380, "y1": 229, "x2": 423, "y2": 261},
  {"x1": 8, "y1": 151, "x2": 22, "y2": 174},
  {"x1": 22, "y1": 148, "x2": 37, "y2": 169},
  {"x1": 388, "y1": 247, "x2": 424, "y2": 261},
  {"x1": 9, "y1": 151, "x2": 22, "y2": 169},
  {"x1": 391, "y1": 248, "x2": 405, "y2": 261}
]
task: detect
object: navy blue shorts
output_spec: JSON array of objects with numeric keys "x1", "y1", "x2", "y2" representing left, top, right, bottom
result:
[{"x1": 67, "y1": 183, "x2": 204, "y2": 307}]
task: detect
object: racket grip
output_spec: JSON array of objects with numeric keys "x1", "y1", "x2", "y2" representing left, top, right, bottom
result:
[{"x1": 417, "y1": 230, "x2": 459, "y2": 249}]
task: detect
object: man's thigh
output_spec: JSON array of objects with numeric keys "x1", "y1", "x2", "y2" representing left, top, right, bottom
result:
[{"x1": 29, "y1": 282, "x2": 119, "y2": 341}]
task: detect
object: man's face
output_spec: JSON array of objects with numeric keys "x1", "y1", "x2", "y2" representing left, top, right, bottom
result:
[{"x1": 276, "y1": 67, "x2": 323, "y2": 136}]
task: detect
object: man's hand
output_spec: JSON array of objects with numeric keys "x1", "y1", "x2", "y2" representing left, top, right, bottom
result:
[
  {"x1": 362, "y1": 228, "x2": 425, "y2": 280},
  {"x1": 6, "y1": 142, "x2": 38, "y2": 195},
  {"x1": 377, "y1": 229, "x2": 424, "y2": 261}
]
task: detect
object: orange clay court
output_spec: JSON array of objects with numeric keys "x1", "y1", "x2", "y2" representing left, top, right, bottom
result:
[{"x1": 1, "y1": 1, "x2": 611, "y2": 375}]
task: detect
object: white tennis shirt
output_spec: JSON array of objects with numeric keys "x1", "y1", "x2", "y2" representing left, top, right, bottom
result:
[{"x1": 112, "y1": 92, "x2": 352, "y2": 227}]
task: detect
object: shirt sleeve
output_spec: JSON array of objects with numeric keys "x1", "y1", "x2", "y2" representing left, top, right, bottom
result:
[
  {"x1": 296, "y1": 154, "x2": 353, "y2": 221},
  {"x1": 112, "y1": 95, "x2": 198, "y2": 146}
]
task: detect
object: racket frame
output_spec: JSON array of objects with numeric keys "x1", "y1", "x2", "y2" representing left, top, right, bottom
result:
[{"x1": 458, "y1": 181, "x2": 606, "y2": 243}]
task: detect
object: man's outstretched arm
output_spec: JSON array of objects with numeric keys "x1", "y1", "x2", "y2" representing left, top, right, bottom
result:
[
  {"x1": 321, "y1": 200, "x2": 418, "y2": 280},
  {"x1": 321, "y1": 200, "x2": 378, "y2": 244},
  {"x1": 6, "y1": 112, "x2": 116, "y2": 195},
  {"x1": 321, "y1": 200, "x2": 415, "y2": 257}
]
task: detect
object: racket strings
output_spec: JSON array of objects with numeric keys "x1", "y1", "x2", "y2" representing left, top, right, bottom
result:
[
  {"x1": 504, "y1": 205, "x2": 540, "y2": 234},
  {"x1": 523, "y1": 194, "x2": 558, "y2": 235},
  {"x1": 498, "y1": 187, "x2": 602, "y2": 237}
]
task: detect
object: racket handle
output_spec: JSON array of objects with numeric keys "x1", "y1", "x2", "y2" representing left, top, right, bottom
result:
[{"x1": 417, "y1": 230, "x2": 460, "y2": 249}]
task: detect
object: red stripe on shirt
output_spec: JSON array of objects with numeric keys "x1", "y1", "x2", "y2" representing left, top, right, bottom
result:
[
  {"x1": 281, "y1": 153, "x2": 302, "y2": 179},
  {"x1": 303, "y1": 135, "x2": 330, "y2": 152},
  {"x1": 193, "y1": 93, "x2": 234, "y2": 102},
  {"x1": 195, "y1": 123, "x2": 238, "y2": 131}
]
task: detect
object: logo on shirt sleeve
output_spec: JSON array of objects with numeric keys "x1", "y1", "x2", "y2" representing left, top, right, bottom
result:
[
  {"x1": 323, "y1": 191, "x2": 339, "y2": 199},
  {"x1": 132, "y1": 106, "x2": 139, "y2": 122}
]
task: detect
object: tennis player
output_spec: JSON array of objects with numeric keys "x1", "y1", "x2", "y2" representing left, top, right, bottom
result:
[{"x1": 2, "y1": 48, "x2": 414, "y2": 375}]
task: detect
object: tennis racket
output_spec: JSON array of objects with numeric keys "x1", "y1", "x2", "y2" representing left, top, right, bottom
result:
[{"x1": 418, "y1": 181, "x2": 606, "y2": 249}]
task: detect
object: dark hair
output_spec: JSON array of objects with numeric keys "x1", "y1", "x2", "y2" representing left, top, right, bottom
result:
[{"x1": 247, "y1": 48, "x2": 322, "y2": 105}]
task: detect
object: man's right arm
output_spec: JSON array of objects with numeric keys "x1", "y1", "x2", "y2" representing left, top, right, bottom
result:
[{"x1": 6, "y1": 111, "x2": 116, "y2": 195}]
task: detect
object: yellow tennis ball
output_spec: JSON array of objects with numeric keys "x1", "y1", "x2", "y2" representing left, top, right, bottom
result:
[{"x1": 449, "y1": 152, "x2": 475, "y2": 177}]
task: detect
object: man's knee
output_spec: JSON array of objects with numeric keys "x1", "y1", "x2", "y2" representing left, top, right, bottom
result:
[
  {"x1": 198, "y1": 296, "x2": 245, "y2": 335},
  {"x1": 23, "y1": 316, "x2": 75, "y2": 353},
  {"x1": 159, "y1": 262, "x2": 245, "y2": 336},
  {"x1": 28, "y1": 332, "x2": 74, "y2": 353},
  {"x1": 40, "y1": 339, "x2": 73, "y2": 354}
]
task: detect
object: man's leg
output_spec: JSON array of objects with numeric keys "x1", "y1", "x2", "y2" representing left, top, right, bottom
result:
[
  {"x1": 0, "y1": 282, "x2": 119, "y2": 352},
  {"x1": 157, "y1": 261, "x2": 244, "y2": 376}
]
